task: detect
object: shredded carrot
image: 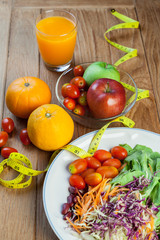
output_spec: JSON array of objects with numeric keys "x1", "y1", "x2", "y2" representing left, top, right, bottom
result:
[
  {"x1": 77, "y1": 190, "x2": 83, "y2": 199},
  {"x1": 94, "y1": 179, "x2": 108, "y2": 208},
  {"x1": 118, "y1": 163, "x2": 127, "y2": 171},
  {"x1": 77, "y1": 196, "x2": 82, "y2": 207},
  {"x1": 66, "y1": 217, "x2": 81, "y2": 234},
  {"x1": 118, "y1": 195, "x2": 120, "y2": 200},
  {"x1": 148, "y1": 233, "x2": 153, "y2": 240},
  {"x1": 150, "y1": 216, "x2": 154, "y2": 231},
  {"x1": 81, "y1": 195, "x2": 92, "y2": 216},
  {"x1": 146, "y1": 227, "x2": 151, "y2": 233},
  {"x1": 103, "y1": 184, "x2": 111, "y2": 201},
  {"x1": 136, "y1": 192, "x2": 139, "y2": 199},
  {"x1": 108, "y1": 186, "x2": 120, "y2": 196},
  {"x1": 148, "y1": 163, "x2": 153, "y2": 173}
]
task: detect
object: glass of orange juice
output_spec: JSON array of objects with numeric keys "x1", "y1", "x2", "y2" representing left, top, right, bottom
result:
[{"x1": 36, "y1": 10, "x2": 77, "y2": 72}]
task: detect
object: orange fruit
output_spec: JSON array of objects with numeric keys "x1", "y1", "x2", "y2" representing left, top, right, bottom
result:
[
  {"x1": 27, "y1": 104, "x2": 74, "y2": 151},
  {"x1": 6, "y1": 77, "x2": 51, "y2": 119}
]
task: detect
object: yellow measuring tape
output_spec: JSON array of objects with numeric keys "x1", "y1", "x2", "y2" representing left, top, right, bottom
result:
[
  {"x1": 104, "y1": 9, "x2": 149, "y2": 103},
  {"x1": 0, "y1": 10, "x2": 149, "y2": 189},
  {"x1": 0, "y1": 116, "x2": 134, "y2": 189}
]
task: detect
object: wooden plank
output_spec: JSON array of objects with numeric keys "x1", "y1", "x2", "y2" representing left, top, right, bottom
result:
[
  {"x1": 135, "y1": 0, "x2": 160, "y2": 121},
  {"x1": 105, "y1": 7, "x2": 160, "y2": 133},
  {"x1": 0, "y1": 8, "x2": 40, "y2": 240},
  {"x1": 13, "y1": 0, "x2": 134, "y2": 8},
  {"x1": 0, "y1": 0, "x2": 12, "y2": 121}
]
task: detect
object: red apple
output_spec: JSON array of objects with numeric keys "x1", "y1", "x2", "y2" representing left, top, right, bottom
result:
[{"x1": 87, "y1": 78, "x2": 126, "y2": 118}]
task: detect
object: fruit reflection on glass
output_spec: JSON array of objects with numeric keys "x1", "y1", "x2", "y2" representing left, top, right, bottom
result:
[{"x1": 36, "y1": 10, "x2": 77, "y2": 72}]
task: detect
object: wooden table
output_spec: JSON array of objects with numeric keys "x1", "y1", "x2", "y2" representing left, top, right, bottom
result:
[{"x1": 0, "y1": 0, "x2": 160, "y2": 239}]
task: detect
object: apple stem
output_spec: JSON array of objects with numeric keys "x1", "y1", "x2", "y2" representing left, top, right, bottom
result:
[{"x1": 106, "y1": 82, "x2": 110, "y2": 93}]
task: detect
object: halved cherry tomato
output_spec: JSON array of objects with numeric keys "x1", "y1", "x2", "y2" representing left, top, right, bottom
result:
[
  {"x1": 85, "y1": 157, "x2": 101, "y2": 169},
  {"x1": 20, "y1": 129, "x2": 31, "y2": 145},
  {"x1": 0, "y1": 131, "x2": 8, "y2": 147},
  {"x1": 93, "y1": 149, "x2": 112, "y2": 162},
  {"x1": 85, "y1": 172, "x2": 102, "y2": 186},
  {"x1": 96, "y1": 166, "x2": 119, "y2": 178},
  {"x1": 1, "y1": 118, "x2": 14, "y2": 133},
  {"x1": 63, "y1": 97, "x2": 76, "y2": 110},
  {"x1": 81, "y1": 168, "x2": 95, "y2": 179},
  {"x1": 78, "y1": 91, "x2": 87, "y2": 106},
  {"x1": 70, "y1": 76, "x2": 86, "y2": 89},
  {"x1": 73, "y1": 104, "x2": 85, "y2": 116},
  {"x1": 69, "y1": 158, "x2": 87, "y2": 174},
  {"x1": 1, "y1": 147, "x2": 18, "y2": 158},
  {"x1": 102, "y1": 158, "x2": 121, "y2": 169},
  {"x1": 61, "y1": 83, "x2": 80, "y2": 98},
  {"x1": 73, "y1": 65, "x2": 84, "y2": 77},
  {"x1": 69, "y1": 175, "x2": 86, "y2": 190},
  {"x1": 111, "y1": 146, "x2": 128, "y2": 160}
]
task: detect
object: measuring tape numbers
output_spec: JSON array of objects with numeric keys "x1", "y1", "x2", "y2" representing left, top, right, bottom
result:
[
  {"x1": 0, "y1": 10, "x2": 149, "y2": 189},
  {"x1": 104, "y1": 9, "x2": 149, "y2": 108}
]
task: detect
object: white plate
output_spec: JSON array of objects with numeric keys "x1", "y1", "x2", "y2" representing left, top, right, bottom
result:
[{"x1": 43, "y1": 127, "x2": 160, "y2": 240}]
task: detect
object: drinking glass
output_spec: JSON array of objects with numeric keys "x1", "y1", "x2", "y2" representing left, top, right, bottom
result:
[{"x1": 36, "y1": 10, "x2": 77, "y2": 72}]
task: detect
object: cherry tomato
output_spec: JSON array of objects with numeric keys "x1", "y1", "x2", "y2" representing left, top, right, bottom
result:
[
  {"x1": 81, "y1": 168, "x2": 95, "y2": 179},
  {"x1": 73, "y1": 65, "x2": 84, "y2": 77},
  {"x1": 73, "y1": 104, "x2": 85, "y2": 116},
  {"x1": 85, "y1": 173, "x2": 102, "y2": 186},
  {"x1": 70, "y1": 76, "x2": 86, "y2": 89},
  {"x1": 96, "y1": 166, "x2": 119, "y2": 178},
  {"x1": 61, "y1": 83, "x2": 69, "y2": 98},
  {"x1": 69, "y1": 158, "x2": 87, "y2": 174},
  {"x1": 69, "y1": 175, "x2": 86, "y2": 190},
  {"x1": 63, "y1": 97, "x2": 76, "y2": 110},
  {"x1": 1, "y1": 118, "x2": 14, "y2": 133},
  {"x1": 61, "y1": 83, "x2": 80, "y2": 98},
  {"x1": 111, "y1": 146, "x2": 128, "y2": 160},
  {"x1": 0, "y1": 131, "x2": 8, "y2": 147},
  {"x1": 20, "y1": 129, "x2": 31, "y2": 145},
  {"x1": 1, "y1": 147, "x2": 18, "y2": 158},
  {"x1": 78, "y1": 91, "x2": 87, "y2": 106},
  {"x1": 102, "y1": 158, "x2": 121, "y2": 169},
  {"x1": 93, "y1": 149, "x2": 112, "y2": 162},
  {"x1": 85, "y1": 157, "x2": 101, "y2": 169}
]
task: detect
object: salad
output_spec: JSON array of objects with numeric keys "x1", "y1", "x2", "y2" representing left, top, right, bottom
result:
[{"x1": 62, "y1": 144, "x2": 160, "y2": 240}]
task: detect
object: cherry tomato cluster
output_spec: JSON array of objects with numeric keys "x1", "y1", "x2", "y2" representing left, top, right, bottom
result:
[
  {"x1": 61, "y1": 65, "x2": 88, "y2": 116},
  {"x1": 0, "y1": 117, "x2": 31, "y2": 158},
  {"x1": 68, "y1": 146, "x2": 128, "y2": 190},
  {"x1": 61, "y1": 145, "x2": 128, "y2": 220}
]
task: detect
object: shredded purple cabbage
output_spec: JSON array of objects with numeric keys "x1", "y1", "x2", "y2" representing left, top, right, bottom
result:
[
  {"x1": 86, "y1": 177, "x2": 159, "y2": 240},
  {"x1": 121, "y1": 176, "x2": 151, "y2": 191}
]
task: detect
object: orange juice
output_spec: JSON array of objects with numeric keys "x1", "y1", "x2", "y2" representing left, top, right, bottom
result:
[{"x1": 36, "y1": 15, "x2": 77, "y2": 67}]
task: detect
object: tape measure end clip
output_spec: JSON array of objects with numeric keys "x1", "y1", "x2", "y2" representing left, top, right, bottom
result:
[{"x1": 111, "y1": 9, "x2": 116, "y2": 13}]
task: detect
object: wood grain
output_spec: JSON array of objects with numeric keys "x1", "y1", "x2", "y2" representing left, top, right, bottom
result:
[
  {"x1": 105, "y1": 7, "x2": 160, "y2": 132},
  {"x1": 0, "y1": 1, "x2": 160, "y2": 240},
  {"x1": 13, "y1": 0, "x2": 134, "y2": 8},
  {"x1": 135, "y1": 0, "x2": 160, "y2": 121},
  {"x1": 0, "y1": 0, "x2": 12, "y2": 121},
  {"x1": 0, "y1": 8, "x2": 40, "y2": 240}
]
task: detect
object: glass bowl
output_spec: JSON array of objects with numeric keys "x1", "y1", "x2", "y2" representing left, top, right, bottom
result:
[{"x1": 55, "y1": 63, "x2": 138, "y2": 129}]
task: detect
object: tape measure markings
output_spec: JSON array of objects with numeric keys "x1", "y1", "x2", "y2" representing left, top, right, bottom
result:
[
  {"x1": 104, "y1": 9, "x2": 139, "y2": 67},
  {"x1": 0, "y1": 10, "x2": 149, "y2": 189},
  {"x1": 88, "y1": 116, "x2": 135, "y2": 155}
]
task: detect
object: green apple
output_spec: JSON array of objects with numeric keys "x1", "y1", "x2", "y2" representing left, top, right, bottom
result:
[{"x1": 83, "y1": 62, "x2": 120, "y2": 86}]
